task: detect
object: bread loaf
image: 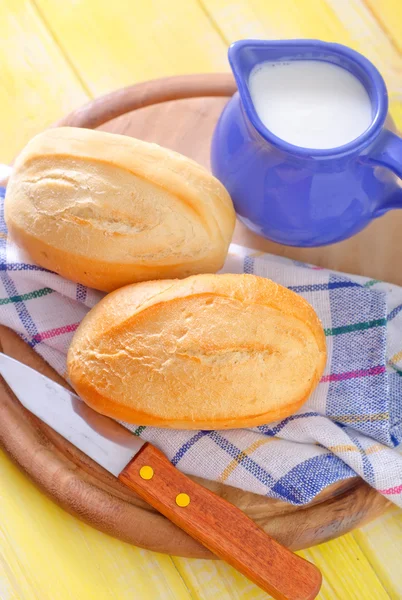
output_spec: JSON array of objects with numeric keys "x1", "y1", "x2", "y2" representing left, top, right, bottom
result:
[
  {"x1": 67, "y1": 274, "x2": 326, "y2": 429},
  {"x1": 5, "y1": 128, "x2": 235, "y2": 291}
]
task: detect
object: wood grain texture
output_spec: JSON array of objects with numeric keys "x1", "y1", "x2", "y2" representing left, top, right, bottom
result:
[
  {"x1": 72, "y1": 75, "x2": 402, "y2": 288},
  {"x1": 364, "y1": 0, "x2": 402, "y2": 54},
  {"x1": 33, "y1": 0, "x2": 228, "y2": 95},
  {"x1": 119, "y1": 444, "x2": 322, "y2": 600},
  {"x1": 56, "y1": 73, "x2": 236, "y2": 130},
  {"x1": 301, "y1": 537, "x2": 392, "y2": 600},
  {"x1": 0, "y1": 0, "x2": 89, "y2": 164},
  {"x1": 0, "y1": 326, "x2": 210, "y2": 559},
  {"x1": 174, "y1": 536, "x2": 393, "y2": 600},
  {"x1": 1, "y1": 1, "x2": 402, "y2": 595},
  {"x1": 0, "y1": 324, "x2": 388, "y2": 561},
  {"x1": 0, "y1": 447, "x2": 194, "y2": 600},
  {"x1": 0, "y1": 76, "x2": 394, "y2": 577},
  {"x1": 201, "y1": 0, "x2": 402, "y2": 130},
  {"x1": 353, "y1": 506, "x2": 402, "y2": 598}
]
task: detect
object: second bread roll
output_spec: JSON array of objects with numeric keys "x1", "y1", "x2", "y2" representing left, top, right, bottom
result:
[
  {"x1": 5, "y1": 127, "x2": 236, "y2": 291},
  {"x1": 67, "y1": 274, "x2": 327, "y2": 429}
]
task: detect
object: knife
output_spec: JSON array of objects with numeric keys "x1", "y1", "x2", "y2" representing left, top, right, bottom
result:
[{"x1": 0, "y1": 352, "x2": 321, "y2": 600}]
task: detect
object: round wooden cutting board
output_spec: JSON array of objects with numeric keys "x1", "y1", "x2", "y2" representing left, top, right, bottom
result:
[{"x1": 0, "y1": 74, "x2": 393, "y2": 558}]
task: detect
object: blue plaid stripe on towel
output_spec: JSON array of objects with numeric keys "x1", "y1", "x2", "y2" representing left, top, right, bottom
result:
[{"x1": 0, "y1": 187, "x2": 401, "y2": 506}]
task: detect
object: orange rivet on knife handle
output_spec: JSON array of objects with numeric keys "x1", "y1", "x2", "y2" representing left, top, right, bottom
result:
[
  {"x1": 119, "y1": 442, "x2": 322, "y2": 599},
  {"x1": 139, "y1": 465, "x2": 154, "y2": 480}
]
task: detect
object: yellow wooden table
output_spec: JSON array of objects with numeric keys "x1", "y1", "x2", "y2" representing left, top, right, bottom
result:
[{"x1": 1, "y1": 1, "x2": 402, "y2": 598}]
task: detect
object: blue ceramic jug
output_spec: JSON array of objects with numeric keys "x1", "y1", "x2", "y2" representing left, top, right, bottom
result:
[{"x1": 211, "y1": 40, "x2": 402, "y2": 247}]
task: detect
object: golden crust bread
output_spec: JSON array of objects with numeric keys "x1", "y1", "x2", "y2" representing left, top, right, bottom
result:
[
  {"x1": 67, "y1": 274, "x2": 327, "y2": 429},
  {"x1": 4, "y1": 127, "x2": 235, "y2": 291}
]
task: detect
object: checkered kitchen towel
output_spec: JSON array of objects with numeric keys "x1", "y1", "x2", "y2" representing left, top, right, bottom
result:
[{"x1": 0, "y1": 187, "x2": 401, "y2": 507}]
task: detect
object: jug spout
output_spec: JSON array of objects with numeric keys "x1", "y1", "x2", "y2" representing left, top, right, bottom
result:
[
  {"x1": 228, "y1": 39, "x2": 302, "y2": 85},
  {"x1": 228, "y1": 40, "x2": 301, "y2": 144}
]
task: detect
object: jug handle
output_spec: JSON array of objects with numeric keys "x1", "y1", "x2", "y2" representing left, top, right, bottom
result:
[{"x1": 364, "y1": 129, "x2": 402, "y2": 216}]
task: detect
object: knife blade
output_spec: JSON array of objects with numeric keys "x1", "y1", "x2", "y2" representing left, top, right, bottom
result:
[
  {"x1": 0, "y1": 352, "x2": 321, "y2": 600},
  {"x1": 0, "y1": 351, "x2": 144, "y2": 475}
]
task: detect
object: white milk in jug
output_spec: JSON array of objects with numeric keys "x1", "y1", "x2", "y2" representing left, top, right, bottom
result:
[{"x1": 248, "y1": 60, "x2": 373, "y2": 149}]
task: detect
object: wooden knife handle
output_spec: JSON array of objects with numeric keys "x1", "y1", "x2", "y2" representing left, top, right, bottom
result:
[{"x1": 119, "y1": 443, "x2": 321, "y2": 600}]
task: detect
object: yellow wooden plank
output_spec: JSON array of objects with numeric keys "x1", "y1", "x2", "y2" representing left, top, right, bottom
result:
[
  {"x1": 200, "y1": 0, "x2": 402, "y2": 129},
  {"x1": 300, "y1": 535, "x2": 391, "y2": 600},
  {"x1": 0, "y1": 450, "x2": 192, "y2": 600},
  {"x1": 353, "y1": 508, "x2": 402, "y2": 600},
  {"x1": 173, "y1": 557, "x2": 268, "y2": 599},
  {"x1": 364, "y1": 0, "x2": 402, "y2": 54},
  {"x1": 1, "y1": 3, "x2": 401, "y2": 600},
  {"x1": 174, "y1": 533, "x2": 392, "y2": 600},
  {"x1": 324, "y1": 0, "x2": 402, "y2": 133},
  {"x1": 0, "y1": 0, "x2": 89, "y2": 164},
  {"x1": 32, "y1": 0, "x2": 228, "y2": 97}
]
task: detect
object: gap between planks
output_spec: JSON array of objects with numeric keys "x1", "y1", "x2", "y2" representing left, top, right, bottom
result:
[{"x1": 30, "y1": 0, "x2": 93, "y2": 98}]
